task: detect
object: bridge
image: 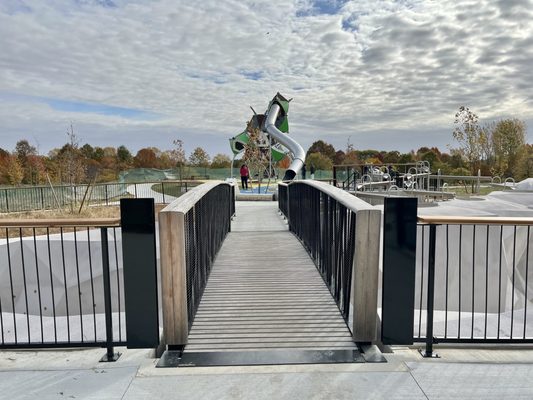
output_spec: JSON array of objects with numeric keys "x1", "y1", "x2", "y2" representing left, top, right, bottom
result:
[
  {"x1": 157, "y1": 181, "x2": 381, "y2": 366},
  {"x1": 1, "y1": 179, "x2": 532, "y2": 368}
]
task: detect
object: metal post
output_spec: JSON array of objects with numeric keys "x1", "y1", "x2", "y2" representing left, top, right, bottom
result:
[
  {"x1": 105, "y1": 184, "x2": 109, "y2": 205},
  {"x1": 5, "y1": 189, "x2": 9, "y2": 212},
  {"x1": 40, "y1": 187, "x2": 45, "y2": 209},
  {"x1": 161, "y1": 182, "x2": 166, "y2": 204},
  {"x1": 134, "y1": 183, "x2": 138, "y2": 198},
  {"x1": 420, "y1": 224, "x2": 439, "y2": 358},
  {"x1": 100, "y1": 227, "x2": 120, "y2": 362},
  {"x1": 477, "y1": 169, "x2": 481, "y2": 194},
  {"x1": 333, "y1": 166, "x2": 337, "y2": 187}
]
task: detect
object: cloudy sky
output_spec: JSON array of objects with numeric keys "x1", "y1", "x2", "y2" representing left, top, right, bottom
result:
[{"x1": 1, "y1": 0, "x2": 532, "y2": 158}]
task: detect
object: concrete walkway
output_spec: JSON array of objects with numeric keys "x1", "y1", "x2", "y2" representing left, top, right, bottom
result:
[{"x1": 2, "y1": 346, "x2": 533, "y2": 399}]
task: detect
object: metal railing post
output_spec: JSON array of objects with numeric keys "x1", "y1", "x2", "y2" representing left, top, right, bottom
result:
[
  {"x1": 5, "y1": 189, "x2": 9, "y2": 212},
  {"x1": 420, "y1": 224, "x2": 439, "y2": 358},
  {"x1": 162, "y1": 182, "x2": 166, "y2": 204},
  {"x1": 100, "y1": 227, "x2": 120, "y2": 362}
]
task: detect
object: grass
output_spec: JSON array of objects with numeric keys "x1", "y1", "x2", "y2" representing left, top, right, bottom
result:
[{"x1": 446, "y1": 185, "x2": 505, "y2": 197}]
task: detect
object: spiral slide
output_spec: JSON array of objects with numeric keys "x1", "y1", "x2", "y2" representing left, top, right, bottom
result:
[{"x1": 229, "y1": 93, "x2": 305, "y2": 181}]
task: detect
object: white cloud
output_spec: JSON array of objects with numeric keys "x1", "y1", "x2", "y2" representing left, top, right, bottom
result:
[{"x1": 0, "y1": 0, "x2": 532, "y2": 157}]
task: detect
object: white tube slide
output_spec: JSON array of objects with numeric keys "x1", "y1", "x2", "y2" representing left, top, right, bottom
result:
[{"x1": 264, "y1": 103, "x2": 305, "y2": 181}]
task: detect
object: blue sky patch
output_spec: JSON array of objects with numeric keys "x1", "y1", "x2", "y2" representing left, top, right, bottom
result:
[
  {"x1": 296, "y1": 0, "x2": 348, "y2": 17},
  {"x1": 1, "y1": 0, "x2": 32, "y2": 15},
  {"x1": 240, "y1": 70, "x2": 263, "y2": 81},
  {"x1": 75, "y1": 0, "x2": 117, "y2": 8},
  {"x1": 46, "y1": 98, "x2": 152, "y2": 118}
]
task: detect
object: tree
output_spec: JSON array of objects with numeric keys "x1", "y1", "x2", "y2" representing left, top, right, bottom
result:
[
  {"x1": 117, "y1": 145, "x2": 133, "y2": 164},
  {"x1": 4, "y1": 155, "x2": 24, "y2": 185},
  {"x1": 242, "y1": 122, "x2": 269, "y2": 182},
  {"x1": 80, "y1": 143, "x2": 95, "y2": 159},
  {"x1": 211, "y1": 153, "x2": 232, "y2": 168},
  {"x1": 134, "y1": 148, "x2": 158, "y2": 168},
  {"x1": 343, "y1": 150, "x2": 359, "y2": 165},
  {"x1": 306, "y1": 152, "x2": 333, "y2": 171},
  {"x1": 333, "y1": 150, "x2": 345, "y2": 165},
  {"x1": 15, "y1": 139, "x2": 37, "y2": 163},
  {"x1": 188, "y1": 147, "x2": 210, "y2": 167},
  {"x1": 306, "y1": 140, "x2": 336, "y2": 162},
  {"x1": 398, "y1": 152, "x2": 415, "y2": 164},
  {"x1": 170, "y1": 140, "x2": 186, "y2": 167},
  {"x1": 357, "y1": 149, "x2": 382, "y2": 163},
  {"x1": 63, "y1": 124, "x2": 85, "y2": 185},
  {"x1": 491, "y1": 118, "x2": 526, "y2": 177},
  {"x1": 93, "y1": 147, "x2": 105, "y2": 161},
  {"x1": 452, "y1": 106, "x2": 489, "y2": 175},
  {"x1": 383, "y1": 151, "x2": 401, "y2": 164},
  {"x1": 14, "y1": 139, "x2": 37, "y2": 184}
]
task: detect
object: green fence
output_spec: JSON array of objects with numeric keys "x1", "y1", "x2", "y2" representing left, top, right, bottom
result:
[{"x1": 119, "y1": 167, "x2": 333, "y2": 183}]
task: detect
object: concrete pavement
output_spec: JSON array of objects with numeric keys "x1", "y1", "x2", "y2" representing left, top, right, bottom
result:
[{"x1": 2, "y1": 347, "x2": 533, "y2": 399}]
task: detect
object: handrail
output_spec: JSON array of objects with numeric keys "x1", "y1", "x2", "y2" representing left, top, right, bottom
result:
[
  {"x1": 290, "y1": 180, "x2": 376, "y2": 213},
  {"x1": 161, "y1": 181, "x2": 231, "y2": 214},
  {"x1": 418, "y1": 215, "x2": 533, "y2": 226},
  {"x1": 0, "y1": 218, "x2": 121, "y2": 228},
  {"x1": 159, "y1": 181, "x2": 235, "y2": 347},
  {"x1": 281, "y1": 180, "x2": 381, "y2": 343},
  {"x1": 429, "y1": 174, "x2": 492, "y2": 180}
]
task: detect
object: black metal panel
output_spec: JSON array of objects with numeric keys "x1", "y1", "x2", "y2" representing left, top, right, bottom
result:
[
  {"x1": 157, "y1": 350, "x2": 365, "y2": 367},
  {"x1": 381, "y1": 197, "x2": 417, "y2": 345},
  {"x1": 120, "y1": 198, "x2": 159, "y2": 348}
]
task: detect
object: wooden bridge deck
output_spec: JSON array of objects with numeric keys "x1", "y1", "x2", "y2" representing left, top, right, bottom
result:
[{"x1": 184, "y1": 202, "x2": 356, "y2": 353}]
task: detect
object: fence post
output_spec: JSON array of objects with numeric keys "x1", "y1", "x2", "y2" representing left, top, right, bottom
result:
[
  {"x1": 40, "y1": 187, "x2": 45, "y2": 210},
  {"x1": 105, "y1": 184, "x2": 109, "y2": 205},
  {"x1": 159, "y1": 206, "x2": 189, "y2": 348},
  {"x1": 120, "y1": 199, "x2": 160, "y2": 349},
  {"x1": 100, "y1": 227, "x2": 120, "y2": 362},
  {"x1": 381, "y1": 197, "x2": 417, "y2": 345},
  {"x1": 352, "y1": 208, "x2": 382, "y2": 342},
  {"x1": 5, "y1": 189, "x2": 9, "y2": 212},
  {"x1": 161, "y1": 182, "x2": 166, "y2": 204},
  {"x1": 420, "y1": 224, "x2": 439, "y2": 358}
]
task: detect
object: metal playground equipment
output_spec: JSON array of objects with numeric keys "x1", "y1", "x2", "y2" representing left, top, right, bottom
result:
[{"x1": 333, "y1": 161, "x2": 433, "y2": 192}]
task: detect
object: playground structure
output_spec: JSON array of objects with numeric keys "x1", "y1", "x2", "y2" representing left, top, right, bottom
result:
[
  {"x1": 333, "y1": 161, "x2": 433, "y2": 192},
  {"x1": 229, "y1": 93, "x2": 305, "y2": 183}
]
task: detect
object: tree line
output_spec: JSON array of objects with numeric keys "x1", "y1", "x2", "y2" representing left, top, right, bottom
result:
[
  {"x1": 0, "y1": 133, "x2": 233, "y2": 185},
  {"x1": 0, "y1": 108, "x2": 530, "y2": 186},
  {"x1": 305, "y1": 109, "x2": 532, "y2": 180}
]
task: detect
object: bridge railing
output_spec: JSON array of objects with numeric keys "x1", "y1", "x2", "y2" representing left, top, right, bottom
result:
[
  {"x1": 278, "y1": 181, "x2": 381, "y2": 342},
  {"x1": 415, "y1": 215, "x2": 533, "y2": 356},
  {"x1": 159, "y1": 181, "x2": 235, "y2": 348},
  {"x1": 0, "y1": 198, "x2": 159, "y2": 361}
]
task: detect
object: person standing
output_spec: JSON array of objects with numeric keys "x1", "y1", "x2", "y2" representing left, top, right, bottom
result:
[
  {"x1": 301, "y1": 163, "x2": 307, "y2": 180},
  {"x1": 310, "y1": 164, "x2": 316, "y2": 180},
  {"x1": 240, "y1": 164, "x2": 250, "y2": 190}
]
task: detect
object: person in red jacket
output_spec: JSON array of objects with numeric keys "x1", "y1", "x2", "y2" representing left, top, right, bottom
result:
[{"x1": 240, "y1": 164, "x2": 250, "y2": 190}]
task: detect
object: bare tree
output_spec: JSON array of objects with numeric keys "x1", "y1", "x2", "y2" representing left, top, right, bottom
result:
[
  {"x1": 242, "y1": 121, "x2": 270, "y2": 189},
  {"x1": 452, "y1": 106, "x2": 488, "y2": 176},
  {"x1": 171, "y1": 139, "x2": 187, "y2": 181}
]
